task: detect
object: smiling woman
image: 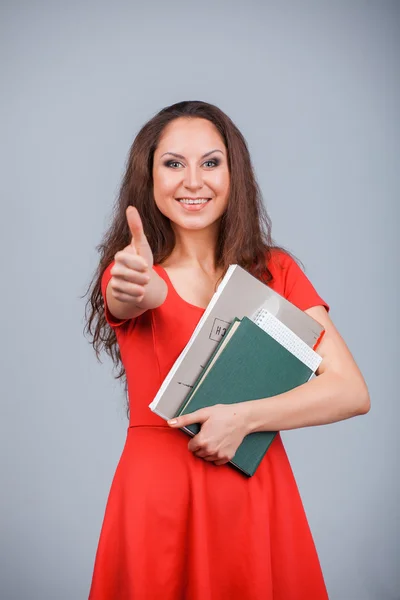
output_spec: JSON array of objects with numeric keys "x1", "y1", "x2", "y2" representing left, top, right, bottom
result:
[
  {"x1": 153, "y1": 118, "x2": 230, "y2": 232},
  {"x1": 84, "y1": 100, "x2": 368, "y2": 600}
]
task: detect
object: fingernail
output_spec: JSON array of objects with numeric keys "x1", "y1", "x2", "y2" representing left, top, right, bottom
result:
[{"x1": 168, "y1": 419, "x2": 178, "y2": 425}]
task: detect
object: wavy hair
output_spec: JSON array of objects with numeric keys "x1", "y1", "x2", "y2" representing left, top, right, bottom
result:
[{"x1": 83, "y1": 100, "x2": 281, "y2": 388}]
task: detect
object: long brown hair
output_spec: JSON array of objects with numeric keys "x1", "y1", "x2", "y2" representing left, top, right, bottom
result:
[{"x1": 83, "y1": 100, "x2": 280, "y2": 387}]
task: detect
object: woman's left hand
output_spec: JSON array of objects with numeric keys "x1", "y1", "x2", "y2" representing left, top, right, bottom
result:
[{"x1": 167, "y1": 404, "x2": 249, "y2": 465}]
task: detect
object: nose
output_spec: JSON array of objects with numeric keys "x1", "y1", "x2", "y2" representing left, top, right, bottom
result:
[{"x1": 183, "y1": 165, "x2": 203, "y2": 191}]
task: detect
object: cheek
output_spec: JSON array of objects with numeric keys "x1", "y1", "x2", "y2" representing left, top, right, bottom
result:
[
  {"x1": 153, "y1": 170, "x2": 176, "y2": 198},
  {"x1": 212, "y1": 171, "x2": 230, "y2": 197}
]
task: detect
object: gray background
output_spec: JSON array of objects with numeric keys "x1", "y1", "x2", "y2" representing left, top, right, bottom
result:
[{"x1": 1, "y1": 1, "x2": 399, "y2": 599}]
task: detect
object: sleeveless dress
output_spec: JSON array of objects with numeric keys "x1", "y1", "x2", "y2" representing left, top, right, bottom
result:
[{"x1": 89, "y1": 251, "x2": 329, "y2": 600}]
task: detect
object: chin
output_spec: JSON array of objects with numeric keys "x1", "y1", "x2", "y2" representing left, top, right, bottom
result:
[{"x1": 175, "y1": 217, "x2": 216, "y2": 231}]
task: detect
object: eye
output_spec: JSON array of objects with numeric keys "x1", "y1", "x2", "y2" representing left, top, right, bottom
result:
[
  {"x1": 165, "y1": 160, "x2": 184, "y2": 168},
  {"x1": 203, "y1": 158, "x2": 220, "y2": 168}
]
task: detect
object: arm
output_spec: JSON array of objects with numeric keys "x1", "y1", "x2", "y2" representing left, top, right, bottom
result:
[
  {"x1": 168, "y1": 306, "x2": 370, "y2": 466},
  {"x1": 244, "y1": 305, "x2": 370, "y2": 434}
]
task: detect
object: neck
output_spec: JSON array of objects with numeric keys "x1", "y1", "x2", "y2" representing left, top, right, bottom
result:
[{"x1": 169, "y1": 223, "x2": 220, "y2": 271}]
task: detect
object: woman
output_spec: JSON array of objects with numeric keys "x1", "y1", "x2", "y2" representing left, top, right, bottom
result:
[{"x1": 85, "y1": 100, "x2": 370, "y2": 599}]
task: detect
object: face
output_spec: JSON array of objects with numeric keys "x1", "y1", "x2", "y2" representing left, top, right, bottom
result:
[{"x1": 152, "y1": 117, "x2": 230, "y2": 233}]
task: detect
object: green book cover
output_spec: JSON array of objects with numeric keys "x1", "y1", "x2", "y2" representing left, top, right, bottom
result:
[{"x1": 177, "y1": 317, "x2": 313, "y2": 476}]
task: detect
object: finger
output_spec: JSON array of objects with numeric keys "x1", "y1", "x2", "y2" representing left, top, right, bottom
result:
[
  {"x1": 168, "y1": 409, "x2": 209, "y2": 428},
  {"x1": 111, "y1": 290, "x2": 145, "y2": 304},
  {"x1": 114, "y1": 251, "x2": 148, "y2": 272},
  {"x1": 111, "y1": 280, "x2": 147, "y2": 300},
  {"x1": 188, "y1": 437, "x2": 203, "y2": 453},
  {"x1": 194, "y1": 449, "x2": 215, "y2": 459},
  {"x1": 111, "y1": 264, "x2": 151, "y2": 286},
  {"x1": 192, "y1": 450, "x2": 219, "y2": 462},
  {"x1": 213, "y1": 458, "x2": 230, "y2": 466},
  {"x1": 126, "y1": 206, "x2": 146, "y2": 254}
]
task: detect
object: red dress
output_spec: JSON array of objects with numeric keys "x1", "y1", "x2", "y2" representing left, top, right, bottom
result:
[{"x1": 89, "y1": 251, "x2": 329, "y2": 600}]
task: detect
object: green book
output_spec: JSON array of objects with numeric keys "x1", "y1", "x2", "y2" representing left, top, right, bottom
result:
[{"x1": 176, "y1": 317, "x2": 314, "y2": 476}]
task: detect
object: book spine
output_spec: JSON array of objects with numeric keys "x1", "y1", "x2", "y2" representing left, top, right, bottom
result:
[{"x1": 176, "y1": 317, "x2": 241, "y2": 417}]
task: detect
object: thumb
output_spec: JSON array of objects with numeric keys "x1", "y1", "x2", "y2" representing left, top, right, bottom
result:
[
  {"x1": 168, "y1": 408, "x2": 209, "y2": 428},
  {"x1": 126, "y1": 206, "x2": 145, "y2": 253}
]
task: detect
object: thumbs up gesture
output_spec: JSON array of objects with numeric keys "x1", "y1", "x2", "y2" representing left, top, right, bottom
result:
[
  {"x1": 110, "y1": 207, "x2": 155, "y2": 305},
  {"x1": 126, "y1": 205, "x2": 154, "y2": 271}
]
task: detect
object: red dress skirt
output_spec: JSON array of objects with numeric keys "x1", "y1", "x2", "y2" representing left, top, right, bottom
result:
[{"x1": 89, "y1": 251, "x2": 329, "y2": 600}]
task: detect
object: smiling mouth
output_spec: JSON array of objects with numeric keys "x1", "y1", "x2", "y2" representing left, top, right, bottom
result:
[{"x1": 175, "y1": 198, "x2": 212, "y2": 205}]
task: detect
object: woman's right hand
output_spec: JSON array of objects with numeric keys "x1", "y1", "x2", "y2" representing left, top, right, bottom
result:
[{"x1": 110, "y1": 206, "x2": 154, "y2": 305}]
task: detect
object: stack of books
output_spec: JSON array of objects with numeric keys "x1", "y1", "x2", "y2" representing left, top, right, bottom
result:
[{"x1": 149, "y1": 264, "x2": 324, "y2": 476}]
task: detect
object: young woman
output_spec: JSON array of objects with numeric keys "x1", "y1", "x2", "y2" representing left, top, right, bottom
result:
[{"x1": 85, "y1": 100, "x2": 370, "y2": 600}]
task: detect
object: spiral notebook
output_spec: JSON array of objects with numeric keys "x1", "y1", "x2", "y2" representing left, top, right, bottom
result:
[{"x1": 251, "y1": 308, "x2": 321, "y2": 372}]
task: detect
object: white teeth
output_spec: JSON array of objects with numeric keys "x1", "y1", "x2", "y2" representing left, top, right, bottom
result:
[{"x1": 178, "y1": 198, "x2": 210, "y2": 205}]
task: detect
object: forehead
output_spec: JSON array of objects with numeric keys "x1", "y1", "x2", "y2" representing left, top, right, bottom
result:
[{"x1": 156, "y1": 117, "x2": 225, "y2": 155}]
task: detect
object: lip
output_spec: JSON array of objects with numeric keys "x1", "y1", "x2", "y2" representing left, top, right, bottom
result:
[{"x1": 175, "y1": 198, "x2": 212, "y2": 212}]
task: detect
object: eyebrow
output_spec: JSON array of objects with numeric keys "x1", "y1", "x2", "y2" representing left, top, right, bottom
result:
[{"x1": 160, "y1": 149, "x2": 224, "y2": 160}]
